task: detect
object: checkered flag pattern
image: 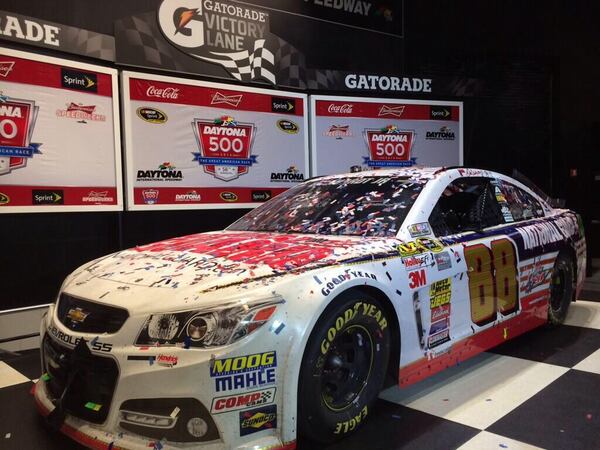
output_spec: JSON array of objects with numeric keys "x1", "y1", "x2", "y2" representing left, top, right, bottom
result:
[
  {"x1": 62, "y1": 28, "x2": 115, "y2": 62},
  {"x1": 197, "y1": 39, "x2": 277, "y2": 84}
]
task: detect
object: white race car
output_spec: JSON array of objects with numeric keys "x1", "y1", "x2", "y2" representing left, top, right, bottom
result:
[{"x1": 34, "y1": 167, "x2": 586, "y2": 450}]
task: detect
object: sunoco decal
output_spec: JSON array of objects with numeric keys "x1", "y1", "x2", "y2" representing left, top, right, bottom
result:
[
  {"x1": 210, "y1": 351, "x2": 276, "y2": 392},
  {"x1": 239, "y1": 405, "x2": 277, "y2": 436}
]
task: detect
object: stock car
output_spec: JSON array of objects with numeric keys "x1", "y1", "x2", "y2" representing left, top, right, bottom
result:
[{"x1": 34, "y1": 166, "x2": 586, "y2": 450}]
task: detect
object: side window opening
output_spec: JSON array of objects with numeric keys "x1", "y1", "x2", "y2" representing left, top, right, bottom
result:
[
  {"x1": 493, "y1": 179, "x2": 545, "y2": 222},
  {"x1": 429, "y1": 177, "x2": 503, "y2": 236}
]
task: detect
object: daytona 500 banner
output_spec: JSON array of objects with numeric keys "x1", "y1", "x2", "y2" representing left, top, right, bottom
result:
[
  {"x1": 122, "y1": 71, "x2": 308, "y2": 210},
  {"x1": 0, "y1": 47, "x2": 122, "y2": 213},
  {"x1": 310, "y1": 96, "x2": 463, "y2": 176}
]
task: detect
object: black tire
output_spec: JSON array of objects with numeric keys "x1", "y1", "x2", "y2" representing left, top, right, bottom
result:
[
  {"x1": 298, "y1": 290, "x2": 391, "y2": 443},
  {"x1": 548, "y1": 252, "x2": 574, "y2": 325}
]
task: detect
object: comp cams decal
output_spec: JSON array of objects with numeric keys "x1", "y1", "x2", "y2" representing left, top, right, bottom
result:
[
  {"x1": 210, "y1": 387, "x2": 276, "y2": 414},
  {"x1": 210, "y1": 351, "x2": 276, "y2": 392}
]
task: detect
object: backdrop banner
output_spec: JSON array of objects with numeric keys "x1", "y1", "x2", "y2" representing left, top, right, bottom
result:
[
  {"x1": 310, "y1": 95, "x2": 463, "y2": 176},
  {"x1": 122, "y1": 71, "x2": 309, "y2": 210},
  {"x1": 0, "y1": 47, "x2": 122, "y2": 213}
]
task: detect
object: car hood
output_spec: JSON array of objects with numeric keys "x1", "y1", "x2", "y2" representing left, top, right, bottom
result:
[{"x1": 63, "y1": 231, "x2": 400, "y2": 312}]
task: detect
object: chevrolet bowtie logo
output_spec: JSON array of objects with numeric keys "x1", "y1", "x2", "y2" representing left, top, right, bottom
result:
[{"x1": 66, "y1": 307, "x2": 89, "y2": 323}]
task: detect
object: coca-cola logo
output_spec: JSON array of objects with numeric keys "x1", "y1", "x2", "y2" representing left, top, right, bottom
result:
[
  {"x1": 327, "y1": 103, "x2": 354, "y2": 114},
  {"x1": 146, "y1": 85, "x2": 180, "y2": 99}
]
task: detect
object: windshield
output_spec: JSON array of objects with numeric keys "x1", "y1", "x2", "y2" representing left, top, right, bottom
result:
[{"x1": 228, "y1": 175, "x2": 426, "y2": 237}]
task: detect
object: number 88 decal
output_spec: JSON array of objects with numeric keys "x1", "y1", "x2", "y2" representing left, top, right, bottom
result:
[{"x1": 464, "y1": 238, "x2": 519, "y2": 326}]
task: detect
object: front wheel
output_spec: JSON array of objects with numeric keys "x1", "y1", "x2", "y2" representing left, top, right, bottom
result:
[
  {"x1": 548, "y1": 252, "x2": 574, "y2": 325},
  {"x1": 298, "y1": 290, "x2": 391, "y2": 443}
]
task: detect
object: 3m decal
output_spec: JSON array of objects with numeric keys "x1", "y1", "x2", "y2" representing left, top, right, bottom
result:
[
  {"x1": 334, "y1": 405, "x2": 368, "y2": 434},
  {"x1": 464, "y1": 238, "x2": 518, "y2": 326},
  {"x1": 192, "y1": 116, "x2": 258, "y2": 181},
  {"x1": 211, "y1": 351, "x2": 277, "y2": 392},
  {"x1": 211, "y1": 388, "x2": 276, "y2": 414},
  {"x1": 239, "y1": 405, "x2": 277, "y2": 436},
  {"x1": 320, "y1": 302, "x2": 387, "y2": 354},
  {"x1": 408, "y1": 269, "x2": 427, "y2": 289}
]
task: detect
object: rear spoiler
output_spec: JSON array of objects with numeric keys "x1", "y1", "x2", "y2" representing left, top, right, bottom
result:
[{"x1": 511, "y1": 169, "x2": 565, "y2": 208}]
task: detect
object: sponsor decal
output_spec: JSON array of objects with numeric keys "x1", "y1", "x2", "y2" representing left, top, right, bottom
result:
[
  {"x1": 157, "y1": 2, "x2": 275, "y2": 84},
  {"x1": 428, "y1": 328, "x2": 450, "y2": 348},
  {"x1": 345, "y1": 74, "x2": 432, "y2": 92},
  {"x1": 47, "y1": 324, "x2": 112, "y2": 352},
  {"x1": 324, "y1": 124, "x2": 352, "y2": 139},
  {"x1": 271, "y1": 97, "x2": 296, "y2": 113},
  {"x1": 32, "y1": 190, "x2": 63, "y2": 205},
  {"x1": 211, "y1": 388, "x2": 276, "y2": 414},
  {"x1": 334, "y1": 405, "x2": 368, "y2": 434},
  {"x1": 239, "y1": 405, "x2": 277, "y2": 436},
  {"x1": 430, "y1": 303, "x2": 451, "y2": 322},
  {"x1": 56, "y1": 103, "x2": 106, "y2": 122},
  {"x1": 434, "y1": 251, "x2": 452, "y2": 271},
  {"x1": 276, "y1": 119, "x2": 299, "y2": 134},
  {"x1": 430, "y1": 317, "x2": 449, "y2": 335},
  {"x1": 378, "y1": 104, "x2": 405, "y2": 117},
  {"x1": 430, "y1": 278, "x2": 452, "y2": 308},
  {"x1": 398, "y1": 238, "x2": 444, "y2": 257},
  {"x1": 321, "y1": 302, "x2": 387, "y2": 354},
  {"x1": 156, "y1": 354, "x2": 178, "y2": 367},
  {"x1": 220, "y1": 191, "x2": 238, "y2": 202},
  {"x1": 320, "y1": 270, "x2": 378, "y2": 296},
  {"x1": 430, "y1": 105, "x2": 452, "y2": 120},
  {"x1": 210, "y1": 351, "x2": 277, "y2": 392},
  {"x1": 426, "y1": 126, "x2": 455, "y2": 140},
  {"x1": 61, "y1": 68, "x2": 97, "y2": 93},
  {"x1": 192, "y1": 115, "x2": 257, "y2": 181},
  {"x1": 211, "y1": 91, "x2": 243, "y2": 107},
  {"x1": 82, "y1": 191, "x2": 114, "y2": 204},
  {"x1": 0, "y1": 95, "x2": 41, "y2": 176},
  {"x1": 251, "y1": 190, "x2": 271, "y2": 202},
  {"x1": 66, "y1": 307, "x2": 89, "y2": 323},
  {"x1": 408, "y1": 222, "x2": 431, "y2": 238},
  {"x1": 175, "y1": 190, "x2": 202, "y2": 202},
  {"x1": 137, "y1": 162, "x2": 183, "y2": 182},
  {"x1": 142, "y1": 189, "x2": 159, "y2": 204},
  {"x1": 136, "y1": 107, "x2": 168, "y2": 124},
  {"x1": 0, "y1": 61, "x2": 15, "y2": 77},
  {"x1": 270, "y1": 165, "x2": 304, "y2": 182},
  {"x1": 0, "y1": 192, "x2": 9, "y2": 205},
  {"x1": 516, "y1": 221, "x2": 564, "y2": 251},
  {"x1": 402, "y1": 253, "x2": 432, "y2": 271},
  {"x1": 327, "y1": 103, "x2": 354, "y2": 114},
  {"x1": 523, "y1": 256, "x2": 553, "y2": 294},
  {"x1": 408, "y1": 269, "x2": 427, "y2": 289},
  {"x1": 363, "y1": 125, "x2": 416, "y2": 167},
  {"x1": 146, "y1": 85, "x2": 180, "y2": 99}
]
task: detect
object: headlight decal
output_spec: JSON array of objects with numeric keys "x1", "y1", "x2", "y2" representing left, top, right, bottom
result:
[{"x1": 135, "y1": 297, "x2": 283, "y2": 348}]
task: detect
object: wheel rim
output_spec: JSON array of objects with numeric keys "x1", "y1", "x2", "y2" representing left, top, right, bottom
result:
[
  {"x1": 550, "y1": 265, "x2": 567, "y2": 312},
  {"x1": 320, "y1": 325, "x2": 374, "y2": 411}
]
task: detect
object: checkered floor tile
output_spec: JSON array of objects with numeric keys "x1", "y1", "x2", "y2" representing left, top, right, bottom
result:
[{"x1": 1, "y1": 301, "x2": 599, "y2": 450}]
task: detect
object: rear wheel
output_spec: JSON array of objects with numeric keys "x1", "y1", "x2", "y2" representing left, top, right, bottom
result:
[
  {"x1": 548, "y1": 252, "x2": 574, "y2": 325},
  {"x1": 298, "y1": 290, "x2": 391, "y2": 443}
]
